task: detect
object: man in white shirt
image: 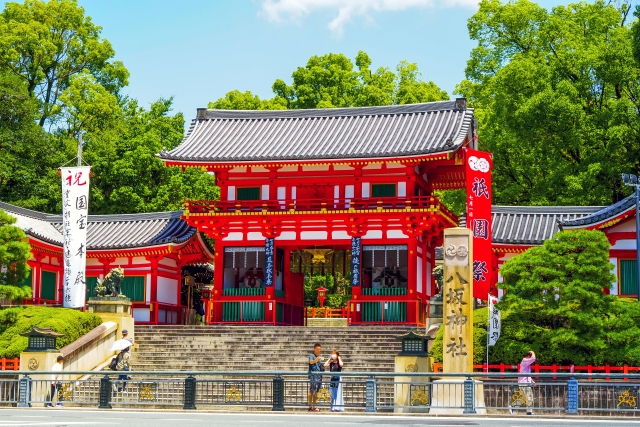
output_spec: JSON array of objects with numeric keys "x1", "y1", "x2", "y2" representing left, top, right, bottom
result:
[{"x1": 47, "y1": 356, "x2": 64, "y2": 408}]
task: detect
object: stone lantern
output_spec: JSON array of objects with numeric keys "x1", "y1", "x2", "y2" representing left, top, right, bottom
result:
[
  {"x1": 317, "y1": 287, "x2": 327, "y2": 308},
  {"x1": 393, "y1": 330, "x2": 433, "y2": 414}
]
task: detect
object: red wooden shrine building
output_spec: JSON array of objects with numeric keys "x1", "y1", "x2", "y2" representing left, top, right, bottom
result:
[{"x1": 160, "y1": 99, "x2": 493, "y2": 326}]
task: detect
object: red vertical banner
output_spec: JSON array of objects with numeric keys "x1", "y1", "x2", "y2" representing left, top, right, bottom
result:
[{"x1": 464, "y1": 148, "x2": 493, "y2": 300}]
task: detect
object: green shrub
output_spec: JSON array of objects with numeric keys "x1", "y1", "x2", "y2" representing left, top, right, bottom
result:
[{"x1": 0, "y1": 306, "x2": 102, "y2": 358}]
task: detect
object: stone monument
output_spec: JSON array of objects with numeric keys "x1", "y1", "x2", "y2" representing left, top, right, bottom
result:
[{"x1": 430, "y1": 227, "x2": 485, "y2": 414}]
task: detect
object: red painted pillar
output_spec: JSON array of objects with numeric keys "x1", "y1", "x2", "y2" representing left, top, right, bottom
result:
[
  {"x1": 407, "y1": 237, "x2": 418, "y2": 324},
  {"x1": 146, "y1": 256, "x2": 160, "y2": 325}
]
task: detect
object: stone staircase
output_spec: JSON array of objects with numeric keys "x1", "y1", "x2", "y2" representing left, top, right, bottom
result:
[{"x1": 132, "y1": 325, "x2": 413, "y2": 373}]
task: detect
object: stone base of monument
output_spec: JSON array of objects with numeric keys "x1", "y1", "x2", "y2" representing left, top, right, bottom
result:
[
  {"x1": 428, "y1": 378, "x2": 486, "y2": 415},
  {"x1": 87, "y1": 297, "x2": 134, "y2": 342}
]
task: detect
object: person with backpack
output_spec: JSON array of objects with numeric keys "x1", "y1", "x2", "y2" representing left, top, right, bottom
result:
[
  {"x1": 307, "y1": 343, "x2": 323, "y2": 412},
  {"x1": 324, "y1": 350, "x2": 344, "y2": 412},
  {"x1": 112, "y1": 345, "x2": 132, "y2": 393}
]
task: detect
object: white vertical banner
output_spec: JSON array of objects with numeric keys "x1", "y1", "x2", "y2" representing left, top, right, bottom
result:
[
  {"x1": 61, "y1": 166, "x2": 91, "y2": 308},
  {"x1": 488, "y1": 294, "x2": 501, "y2": 346}
]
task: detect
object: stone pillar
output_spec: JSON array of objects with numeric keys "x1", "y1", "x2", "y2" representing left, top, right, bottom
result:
[{"x1": 86, "y1": 298, "x2": 134, "y2": 343}]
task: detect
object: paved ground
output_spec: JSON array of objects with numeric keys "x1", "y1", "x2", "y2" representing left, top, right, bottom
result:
[{"x1": 1, "y1": 410, "x2": 640, "y2": 427}]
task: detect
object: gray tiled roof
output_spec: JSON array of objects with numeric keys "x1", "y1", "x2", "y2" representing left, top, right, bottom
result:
[
  {"x1": 458, "y1": 205, "x2": 603, "y2": 246},
  {"x1": 159, "y1": 100, "x2": 475, "y2": 162},
  {"x1": 490, "y1": 206, "x2": 603, "y2": 245},
  {"x1": 559, "y1": 194, "x2": 635, "y2": 228},
  {"x1": 0, "y1": 202, "x2": 196, "y2": 250}
]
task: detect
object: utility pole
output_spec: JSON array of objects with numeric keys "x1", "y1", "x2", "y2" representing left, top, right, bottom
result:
[
  {"x1": 622, "y1": 174, "x2": 640, "y2": 302},
  {"x1": 77, "y1": 133, "x2": 83, "y2": 167}
]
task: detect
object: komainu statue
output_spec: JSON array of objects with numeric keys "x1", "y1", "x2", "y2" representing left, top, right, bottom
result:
[{"x1": 94, "y1": 267, "x2": 125, "y2": 297}]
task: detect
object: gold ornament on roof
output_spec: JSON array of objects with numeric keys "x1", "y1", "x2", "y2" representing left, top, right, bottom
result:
[{"x1": 303, "y1": 249, "x2": 334, "y2": 264}]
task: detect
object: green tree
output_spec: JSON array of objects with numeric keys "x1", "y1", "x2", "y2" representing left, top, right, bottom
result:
[
  {"x1": 0, "y1": 72, "x2": 59, "y2": 210},
  {"x1": 0, "y1": 210, "x2": 32, "y2": 300},
  {"x1": 497, "y1": 230, "x2": 617, "y2": 365},
  {"x1": 211, "y1": 51, "x2": 449, "y2": 111},
  {"x1": 84, "y1": 98, "x2": 219, "y2": 214},
  {"x1": 457, "y1": 0, "x2": 639, "y2": 206},
  {"x1": 0, "y1": 0, "x2": 129, "y2": 127}
]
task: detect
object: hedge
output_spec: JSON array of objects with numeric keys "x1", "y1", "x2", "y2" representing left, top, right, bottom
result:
[{"x1": 0, "y1": 306, "x2": 103, "y2": 358}]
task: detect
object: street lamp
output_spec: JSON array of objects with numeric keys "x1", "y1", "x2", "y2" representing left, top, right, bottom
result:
[{"x1": 622, "y1": 173, "x2": 640, "y2": 302}]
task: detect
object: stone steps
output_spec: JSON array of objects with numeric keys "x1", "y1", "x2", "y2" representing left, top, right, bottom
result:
[{"x1": 130, "y1": 325, "x2": 412, "y2": 373}]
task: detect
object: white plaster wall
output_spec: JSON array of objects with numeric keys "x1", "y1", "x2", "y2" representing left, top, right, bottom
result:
[
  {"x1": 276, "y1": 232, "x2": 297, "y2": 240},
  {"x1": 345, "y1": 185, "x2": 354, "y2": 198},
  {"x1": 398, "y1": 182, "x2": 406, "y2": 197},
  {"x1": 134, "y1": 308, "x2": 151, "y2": 322},
  {"x1": 227, "y1": 186, "x2": 236, "y2": 201},
  {"x1": 157, "y1": 276, "x2": 178, "y2": 304},
  {"x1": 362, "y1": 183, "x2": 370, "y2": 198},
  {"x1": 277, "y1": 187, "x2": 286, "y2": 199},
  {"x1": 611, "y1": 240, "x2": 637, "y2": 250},
  {"x1": 362, "y1": 230, "x2": 383, "y2": 239},
  {"x1": 292, "y1": 187, "x2": 297, "y2": 200},
  {"x1": 223, "y1": 232, "x2": 244, "y2": 241},
  {"x1": 301, "y1": 231, "x2": 328, "y2": 240},
  {"x1": 132, "y1": 257, "x2": 147, "y2": 265},
  {"x1": 146, "y1": 273, "x2": 151, "y2": 303},
  {"x1": 387, "y1": 230, "x2": 408, "y2": 239},
  {"x1": 332, "y1": 231, "x2": 351, "y2": 240},
  {"x1": 86, "y1": 259, "x2": 102, "y2": 266},
  {"x1": 247, "y1": 232, "x2": 264, "y2": 241},
  {"x1": 262, "y1": 185, "x2": 269, "y2": 200},
  {"x1": 610, "y1": 257, "x2": 619, "y2": 296},
  {"x1": 158, "y1": 258, "x2": 177, "y2": 267}
]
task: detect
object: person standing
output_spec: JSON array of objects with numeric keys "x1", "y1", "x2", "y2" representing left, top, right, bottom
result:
[
  {"x1": 122, "y1": 329, "x2": 133, "y2": 345},
  {"x1": 47, "y1": 356, "x2": 64, "y2": 408},
  {"x1": 517, "y1": 350, "x2": 536, "y2": 416},
  {"x1": 324, "y1": 350, "x2": 344, "y2": 412},
  {"x1": 113, "y1": 345, "x2": 132, "y2": 393},
  {"x1": 308, "y1": 343, "x2": 323, "y2": 412}
]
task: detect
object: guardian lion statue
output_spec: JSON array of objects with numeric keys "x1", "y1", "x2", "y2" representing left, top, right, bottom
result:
[{"x1": 94, "y1": 267, "x2": 125, "y2": 297}]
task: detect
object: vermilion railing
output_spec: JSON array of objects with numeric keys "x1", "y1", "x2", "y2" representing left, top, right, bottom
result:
[
  {"x1": 186, "y1": 195, "x2": 456, "y2": 220},
  {"x1": 304, "y1": 307, "x2": 349, "y2": 319},
  {"x1": 433, "y1": 363, "x2": 640, "y2": 375},
  {"x1": 0, "y1": 358, "x2": 20, "y2": 371}
]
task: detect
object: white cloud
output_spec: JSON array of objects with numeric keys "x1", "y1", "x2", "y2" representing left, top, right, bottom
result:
[{"x1": 260, "y1": 0, "x2": 478, "y2": 38}]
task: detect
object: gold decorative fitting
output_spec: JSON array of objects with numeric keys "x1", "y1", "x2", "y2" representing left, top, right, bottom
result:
[
  {"x1": 59, "y1": 383, "x2": 73, "y2": 401},
  {"x1": 27, "y1": 358, "x2": 39, "y2": 370},
  {"x1": 510, "y1": 389, "x2": 527, "y2": 407},
  {"x1": 138, "y1": 383, "x2": 158, "y2": 402},
  {"x1": 410, "y1": 388, "x2": 429, "y2": 406},
  {"x1": 316, "y1": 387, "x2": 331, "y2": 403},
  {"x1": 617, "y1": 389, "x2": 637, "y2": 408},
  {"x1": 225, "y1": 386, "x2": 243, "y2": 402},
  {"x1": 303, "y1": 248, "x2": 334, "y2": 264}
]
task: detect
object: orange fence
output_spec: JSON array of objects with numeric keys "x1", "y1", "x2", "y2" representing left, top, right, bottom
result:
[
  {"x1": 0, "y1": 358, "x2": 19, "y2": 371},
  {"x1": 305, "y1": 307, "x2": 349, "y2": 319},
  {"x1": 432, "y1": 363, "x2": 640, "y2": 375}
]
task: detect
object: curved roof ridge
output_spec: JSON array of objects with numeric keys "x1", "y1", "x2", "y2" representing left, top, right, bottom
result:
[
  {"x1": 559, "y1": 194, "x2": 635, "y2": 228},
  {"x1": 0, "y1": 201, "x2": 51, "y2": 221},
  {"x1": 48, "y1": 210, "x2": 183, "y2": 224},
  {"x1": 202, "y1": 100, "x2": 462, "y2": 120},
  {"x1": 492, "y1": 205, "x2": 605, "y2": 214}
]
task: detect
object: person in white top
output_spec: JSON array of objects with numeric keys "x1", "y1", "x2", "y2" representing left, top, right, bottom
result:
[{"x1": 47, "y1": 356, "x2": 64, "y2": 408}]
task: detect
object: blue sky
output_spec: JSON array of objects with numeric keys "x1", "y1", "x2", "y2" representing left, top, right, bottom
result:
[{"x1": 77, "y1": 0, "x2": 570, "y2": 122}]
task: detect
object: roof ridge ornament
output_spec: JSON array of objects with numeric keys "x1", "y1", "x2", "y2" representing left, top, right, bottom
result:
[{"x1": 455, "y1": 98, "x2": 467, "y2": 111}]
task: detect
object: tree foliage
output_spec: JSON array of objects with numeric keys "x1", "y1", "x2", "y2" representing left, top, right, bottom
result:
[
  {"x1": 0, "y1": 0, "x2": 129, "y2": 128},
  {"x1": 210, "y1": 51, "x2": 449, "y2": 110},
  {"x1": 497, "y1": 230, "x2": 638, "y2": 365},
  {"x1": 0, "y1": 0, "x2": 216, "y2": 215},
  {"x1": 0, "y1": 210, "x2": 32, "y2": 300},
  {"x1": 458, "y1": 0, "x2": 639, "y2": 206}
]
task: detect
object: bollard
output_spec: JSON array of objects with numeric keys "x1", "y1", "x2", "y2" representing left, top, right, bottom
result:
[
  {"x1": 567, "y1": 378, "x2": 578, "y2": 415},
  {"x1": 272, "y1": 375, "x2": 285, "y2": 411},
  {"x1": 98, "y1": 374, "x2": 112, "y2": 409},
  {"x1": 17, "y1": 375, "x2": 31, "y2": 408},
  {"x1": 183, "y1": 375, "x2": 197, "y2": 410},
  {"x1": 463, "y1": 376, "x2": 476, "y2": 414},
  {"x1": 365, "y1": 376, "x2": 376, "y2": 413}
]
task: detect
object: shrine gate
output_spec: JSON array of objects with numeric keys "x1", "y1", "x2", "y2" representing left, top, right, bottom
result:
[{"x1": 160, "y1": 99, "x2": 493, "y2": 326}]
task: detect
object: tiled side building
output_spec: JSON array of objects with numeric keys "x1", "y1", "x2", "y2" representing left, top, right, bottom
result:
[{"x1": 0, "y1": 202, "x2": 213, "y2": 324}]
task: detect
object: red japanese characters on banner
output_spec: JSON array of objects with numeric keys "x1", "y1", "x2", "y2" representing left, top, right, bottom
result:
[{"x1": 464, "y1": 148, "x2": 493, "y2": 300}]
